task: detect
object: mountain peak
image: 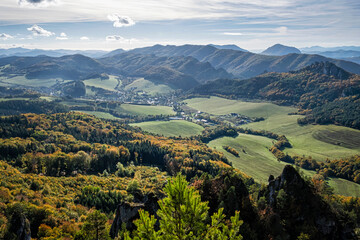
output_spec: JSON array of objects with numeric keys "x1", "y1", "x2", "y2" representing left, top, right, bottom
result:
[
  {"x1": 208, "y1": 44, "x2": 248, "y2": 52},
  {"x1": 262, "y1": 44, "x2": 301, "y2": 56}
]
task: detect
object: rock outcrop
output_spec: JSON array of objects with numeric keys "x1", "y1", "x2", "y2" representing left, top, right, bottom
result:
[
  {"x1": 110, "y1": 193, "x2": 159, "y2": 239},
  {"x1": 260, "y1": 165, "x2": 355, "y2": 239}
]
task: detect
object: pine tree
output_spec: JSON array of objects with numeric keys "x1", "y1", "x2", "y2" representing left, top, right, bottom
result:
[{"x1": 122, "y1": 174, "x2": 243, "y2": 240}]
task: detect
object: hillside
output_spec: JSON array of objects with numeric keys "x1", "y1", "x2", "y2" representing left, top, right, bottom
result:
[
  {"x1": 129, "y1": 44, "x2": 360, "y2": 79},
  {"x1": 99, "y1": 52, "x2": 232, "y2": 89},
  {"x1": 0, "y1": 52, "x2": 232, "y2": 91},
  {"x1": 190, "y1": 62, "x2": 360, "y2": 129},
  {"x1": 0, "y1": 112, "x2": 359, "y2": 239},
  {"x1": 0, "y1": 54, "x2": 106, "y2": 80},
  {"x1": 208, "y1": 44, "x2": 248, "y2": 52},
  {"x1": 261, "y1": 44, "x2": 301, "y2": 56}
]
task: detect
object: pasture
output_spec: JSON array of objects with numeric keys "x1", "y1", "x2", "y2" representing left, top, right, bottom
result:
[
  {"x1": 124, "y1": 78, "x2": 175, "y2": 95},
  {"x1": 115, "y1": 104, "x2": 175, "y2": 116},
  {"x1": 131, "y1": 120, "x2": 204, "y2": 137},
  {"x1": 209, "y1": 135, "x2": 360, "y2": 197}
]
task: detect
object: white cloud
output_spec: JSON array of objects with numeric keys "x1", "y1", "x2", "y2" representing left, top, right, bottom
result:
[
  {"x1": 80, "y1": 36, "x2": 89, "y2": 40},
  {"x1": 106, "y1": 35, "x2": 124, "y2": 41},
  {"x1": 107, "y1": 14, "x2": 135, "y2": 27},
  {"x1": 0, "y1": 33, "x2": 13, "y2": 40},
  {"x1": 56, "y1": 32, "x2": 68, "y2": 40},
  {"x1": 275, "y1": 26, "x2": 288, "y2": 35},
  {"x1": 223, "y1": 32, "x2": 243, "y2": 36},
  {"x1": 18, "y1": 0, "x2": 60, "y2": 8},
  {"x1": 27, "y1": 24, "x2": 55, "y2": 37}
]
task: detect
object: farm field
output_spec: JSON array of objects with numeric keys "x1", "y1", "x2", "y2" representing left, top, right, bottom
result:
[
  {"x1": 76, "y1": 110, "x2": 122, "y2": 120},
  {"x1": 124, "y1": 78, "x2": 175, "y2": 95},
  {"x1": 83, "y1": 75, "x2": 120, "y2": 91},
  {"x1": 209, "y1": 134, "x2": 360, "y2": 197},
  {"x1": 0, "y1": 75, "x2": 69, "y2": 87},
  {"x1": 131, "y1": 120, "x2": 204, "y2": 137},
  {"x1": 185, "y1": 97, "x2": 360, "y2": 161},
  {"x1": 184, "y1": 96, "x2": 295, "y2": 117},
  {"x1": 115, "y1": 104, "x2": 175, "y2": 116}
]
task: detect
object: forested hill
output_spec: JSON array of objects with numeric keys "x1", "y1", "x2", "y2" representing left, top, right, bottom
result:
[
  {"x1": 127, "y1": 44, "x2": 360, "y2": 79},
  {"x1": 1, "y1": 112, "x2": 359, "y2": 239},
  {"x1": 98, "y1": 52, "x2": 232, "y2": 88},
  {"x1": 190, "y1": 62, "x2": 360, "y2": 129},
  {"x1": 0, "y1": 52, "x2": 231, "y2": 90}
]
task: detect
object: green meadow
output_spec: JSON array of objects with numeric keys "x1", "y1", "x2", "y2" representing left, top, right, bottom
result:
[
  {"x1": 83, "y1": 75, "x2": 120, "y2": 91},
  {"x1": 124, "y1": 78, "x2": 175, "y2": 95},
  {"x1": 115, "y1": 104, "x2": 175, "y2": 116},
  {"x1": 131, "y1": 120, "x2": 204, "y2": 137},
  {"x1": 185, "y1": 96, "x2": 360, "y2": 161}
]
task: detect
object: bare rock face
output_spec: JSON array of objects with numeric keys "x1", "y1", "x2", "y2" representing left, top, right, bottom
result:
[
  {"x1": 261, "y1": 165, "x2": 355, "y2": 240},
  {"x1": 110, "y1": 193, "x2": 159, "y2": 239},
  {"x1": 7, "y1": 212, "x2": 31, "y2": 240}
]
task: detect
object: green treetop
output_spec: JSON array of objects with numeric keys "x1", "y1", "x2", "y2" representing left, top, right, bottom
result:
[{"x1": 121, "y1": 174, "x2": 243, "y2": 240}]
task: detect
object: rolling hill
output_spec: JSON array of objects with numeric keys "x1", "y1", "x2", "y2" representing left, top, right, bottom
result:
[
  {"x1": 190, "y1": 62, "x2": 360, "y2": 129},
  {"x1": 0, "y1": 54, "x2": 106, "y2": 80},
  {"x1": 0, "y1": 51, "x2": 232, "y2": 91},
  {"x1": 99, "y1": 52, "x2": 232, "y2": 89},
  {"x1": 128, "y1": 44, "x2": 360, "y2": 79}
]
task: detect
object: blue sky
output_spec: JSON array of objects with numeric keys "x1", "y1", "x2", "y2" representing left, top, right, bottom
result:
[{"x1": 0, "y1": 0, "x2": 359, "y2": 51}]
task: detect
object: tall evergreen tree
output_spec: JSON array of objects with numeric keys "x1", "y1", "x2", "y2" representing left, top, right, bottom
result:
[{"x1": 122, "y1": 174, "x2": 243, "y2": 240}]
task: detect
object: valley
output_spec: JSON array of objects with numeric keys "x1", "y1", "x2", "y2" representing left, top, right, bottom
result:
[{"x1": 0, "y1": 45, "x2": 360, "y2": 239}]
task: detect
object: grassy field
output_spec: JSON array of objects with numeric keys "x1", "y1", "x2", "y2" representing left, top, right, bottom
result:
[
  {"x1": 209, "y1": 135, "x2": 360, "y2": 197},
  {"x1": 124, "y1": 78, "x2": 175, "y2": 95},
  {"x1": 76, "y1": 110, "x2": 122, "y2": 120},
  {"x1": 208, "y1": 134, "x2": 286, "y2": 181},
  {"x1": 0, "y1": 97, "x2": 31, "y2": 101},
  {"x1": 185, "y1": 97, "x2": 360, "y2": 161},
  {"x1": 116, "y1": 104, "x2": 175, "y2": 116},
  {"x1": 83, "y1": 75, "x2": 120, "y2": 91},
  {"x1": 184, "y1": 96, "x2": 295, "y2": 117},
  {"x1": 0, "y1": 75, "x2": 69, "y2": 87},
  {"x1": 131, "y1": 120, "x2": 204, "y2": 137}
]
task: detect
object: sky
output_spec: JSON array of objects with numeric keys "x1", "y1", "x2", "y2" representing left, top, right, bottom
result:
[{"x1": 0, "y1": 0, "x2": 359, "y2": 51}]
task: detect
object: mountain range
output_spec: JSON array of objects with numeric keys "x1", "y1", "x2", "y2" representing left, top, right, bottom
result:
[
  {"x1": 127, "y1": 44, "x2": 360, "y2": 79},
  {"x1": 0, "y1": 47, "x2": 109, "y2": 58},
  {"x1": 0, "y1": 51, "x2": 231, "y2": 90}
]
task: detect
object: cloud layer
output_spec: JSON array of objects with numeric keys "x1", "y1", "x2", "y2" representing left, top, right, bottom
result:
[
  {"x1": 56, "y1": 32, "x2": 68, "y2": 40},
  {"x1": 18, "y1": 0, "x2": 60, "y2": 8},
  {"x1": 106, "y1": 35, "x2": 124, "y2": 41},
  {"x1": 107, "y1": 14, "x2": 135, "y2": 27},
  {"x1": 27, "y1": 24, "x2": 54, "y2": 36},
  {"x1": 0, "y1": 33, "x2": 13, "y2": 40}
]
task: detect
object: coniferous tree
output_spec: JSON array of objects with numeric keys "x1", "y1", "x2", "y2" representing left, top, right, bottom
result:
[{"x1": 122, "y1": 174, "x2": 243, "y2": 240}]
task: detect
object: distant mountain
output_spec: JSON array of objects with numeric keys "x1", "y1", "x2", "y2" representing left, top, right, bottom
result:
[
  {"x1": 261, "y1": 44, "x2": 301, "y2": 56},
  {"x1": 190, "y1": 62, "x2": 360, "y2": 129},
  {"x1": 99, "y1": 52, "x2": 232, "y2": 89},
  {"x1": 343, "y1": 57, "x2": 360, "y2": 65},
  {"x1": 301, "y1": 46, "x2": 360, "y2": 53},
  {"x1": 102, "y1": 49, "x2": 126, "y2": 58},
  {"x1": 304, "y1": 50, "x2": 360, "y2": 59},
  {"x1": 129, "y1": 44, "x2": 360, "y2": 79},
  {"x1": 208, "y1": 44, "x2": 248, "y2": 52},
  {"x1": 0, "y1": 51, "x2": 231, "y2": 91},
  {"x1": 0, "y1": 47, "x2": 109, "y2": 58},
  {"x1": 0, "y1": 54, "x2": 106, "y2": 80}
]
